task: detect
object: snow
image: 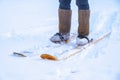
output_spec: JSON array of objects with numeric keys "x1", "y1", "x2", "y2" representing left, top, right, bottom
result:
[{"x1": 0, "y1": 0, "x2": 120, "y2": 80}]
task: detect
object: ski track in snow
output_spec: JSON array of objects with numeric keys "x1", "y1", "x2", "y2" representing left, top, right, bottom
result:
[{"x1": 0, "y1": 0, "x2": 120, "y2": 80}]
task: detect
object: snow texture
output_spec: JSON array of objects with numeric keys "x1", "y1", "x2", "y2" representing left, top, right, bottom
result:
[{"x1": 0, "y1": 0, "x2": 120, "y2": 80}]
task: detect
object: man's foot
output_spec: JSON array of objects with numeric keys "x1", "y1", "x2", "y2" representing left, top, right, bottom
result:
[
  {"x1": 76, "y1": 34, "x2": 91, "y2": 46},
  {"x1": 50, "y1": 33, "x2": 69, "y2": 43}
]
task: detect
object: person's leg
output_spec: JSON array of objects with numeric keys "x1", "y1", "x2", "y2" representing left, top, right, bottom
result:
[
  {"x1": 59, "y1": 0, "x2": 72, "y2": 10},
  {"x1": 76, "y1": 0, "x2": 89, "y2": 10},
  {"x1": 50, "y1": 0, "x2": 72, "y2": 42},
  {"x1": 76, "y1": 0, "x2": 90, "y2": 36},
  {"x1": 76, "y1": 0, "x2": 90, "y2": 45},
  {"x1": 59, "y1": 0, "x2": 72, "y2": 35}
]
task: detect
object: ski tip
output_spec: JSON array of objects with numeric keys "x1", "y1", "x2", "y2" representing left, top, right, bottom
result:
[
  {"x1": 13, "y1": 52, "x2": 27, "y2": 57},
  {"x1": 40, "y1": 54, "x2": 58, "y2": 61}
]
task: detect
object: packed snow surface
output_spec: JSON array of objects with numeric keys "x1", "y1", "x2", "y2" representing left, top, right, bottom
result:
[{"x1": 0, "y1": 0, "x2": 120, "y2": 80}]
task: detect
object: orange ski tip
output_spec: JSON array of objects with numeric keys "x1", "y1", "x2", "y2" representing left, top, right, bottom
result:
[{"x1": 40, "y1": 54, "x2": 58, "y2": 61}]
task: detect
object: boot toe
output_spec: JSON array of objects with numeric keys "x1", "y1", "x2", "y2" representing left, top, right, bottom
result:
[
  {"x1": 76, "y1": 37, "x2": 88, "y2": 46},
  {"x1": 50, "y1": 36, "x2": 61, "y2": 42}
]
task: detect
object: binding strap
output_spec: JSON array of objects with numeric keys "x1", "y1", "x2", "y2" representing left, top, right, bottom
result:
[{"x1": 78, "y1": 34, "x2": 90, "y2": 43}]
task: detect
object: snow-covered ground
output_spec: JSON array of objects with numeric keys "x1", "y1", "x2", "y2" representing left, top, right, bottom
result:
[{"x1": 0, "y1": 0, "x2": 120, "y2": 80}]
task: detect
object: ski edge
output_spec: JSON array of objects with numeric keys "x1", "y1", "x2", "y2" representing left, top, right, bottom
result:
[{"x1": 59, "y1": 32, "x2": 111, "y2": 60}]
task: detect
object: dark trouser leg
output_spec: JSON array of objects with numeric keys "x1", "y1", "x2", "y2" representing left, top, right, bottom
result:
[
  {"x1": 76, "y1": 0, "x2": 89, "y2": 10},
  {"x1": 59, "y1": 0, "x2": 72, "y2": 10}
]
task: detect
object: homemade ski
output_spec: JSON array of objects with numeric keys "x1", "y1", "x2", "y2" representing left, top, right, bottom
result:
[
  {"x1": 13, "y1": 33, "x2": 77, "y2": 57},
  {"x1": 40, "y1": 32, "x2": 111, "y2": 61}
]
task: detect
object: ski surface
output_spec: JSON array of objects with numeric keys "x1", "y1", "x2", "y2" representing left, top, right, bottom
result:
[
  {"x1": 13, "y1": 33, "x2": 77, "y2": 57},
  {"x1": 40, "y1": 32, "x2": 111, "y2": 61},
  {"x1": 13, "y1": 32, "x2": 111, "y2": 61}
]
